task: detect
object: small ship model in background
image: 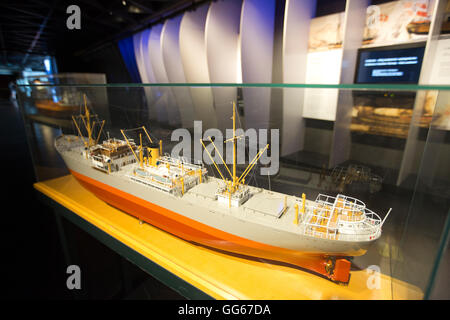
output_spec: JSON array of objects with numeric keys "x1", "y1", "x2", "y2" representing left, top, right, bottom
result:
[
  {"x1": 329, "y1": 165, "x2": 383, "y2": 194},
  {"x1": 35, "y1": 86, "x2": 81, "y2": 119},
  {"x1": 35, "y1": 99, "x2": 79, "y2": 118},
  {"x1": 55, "y1": 96, "x2": 391, "y2": 283}
]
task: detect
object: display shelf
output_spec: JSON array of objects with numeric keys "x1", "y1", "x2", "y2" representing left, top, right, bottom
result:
[{"x1": 35, "y1": 174, "x2": 423, "y2": 300}]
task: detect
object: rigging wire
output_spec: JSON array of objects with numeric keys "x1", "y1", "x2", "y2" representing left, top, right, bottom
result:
[{"x1": 234, "y1": 100, "x2": 244, "y2": 132}]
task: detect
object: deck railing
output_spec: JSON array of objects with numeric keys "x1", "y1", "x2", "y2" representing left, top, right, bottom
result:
[{"x1": 297, "y1": 193, "x2": 383, "y2": 241}]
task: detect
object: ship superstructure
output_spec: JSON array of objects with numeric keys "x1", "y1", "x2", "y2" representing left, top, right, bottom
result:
[
  {"x1": 55, "y1": 98, "x2": 391, "y2": 283},
  {"x1": 90, "y1": 138, "x2": 137, "y2": 173}
]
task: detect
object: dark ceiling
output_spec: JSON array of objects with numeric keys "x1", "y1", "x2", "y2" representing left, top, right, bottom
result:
[
  {"x1": 0, "y1": 0, "x2": 207, "y2": 69},
  {"x1": 0, "y1": 0, "x2": 372, "y2": 73}
]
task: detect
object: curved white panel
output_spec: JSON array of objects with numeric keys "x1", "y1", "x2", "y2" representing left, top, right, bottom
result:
[
  {"x1": 240, "y1": 0, "x2": 275, "y2": 130},
  {"x1": 140, "y1": 29, "x2": 156, "y2": 121},
  {"x1": 148, "y1": 24, "x2": 169, "y2": 83},
  {"x1": 281, "y1": 0, "x2": 315, "y2": 156},
  {"x1": 205, "y1": 0, "x2": 242, "y2": 131},
  {"x1": 140, "y1": 29, "x2": 157, "y2": 83},
  {"x1": 180, "y1": 3, "x2": 217, "y2": 130},
  {"x1": 161, "y1": 16, "x2": 195, "y2": 128},
  {"x1": 133, "y1": 30, "x2": 157, "y2": 121},
  {"x1": 148, "y1": 24, "x2": 180, "y2": 126},
  {"x1": 133, "y1": 31, "x2": 147, "y2": 82}
]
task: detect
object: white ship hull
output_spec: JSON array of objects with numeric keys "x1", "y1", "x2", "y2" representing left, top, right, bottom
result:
[{"x1": 56, "y1": 134, "x2": 381, "y2": 282}]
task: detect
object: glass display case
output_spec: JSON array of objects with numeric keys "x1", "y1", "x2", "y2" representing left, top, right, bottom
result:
[
  {"x1": 16, "y1": 82, "x2": 450, "y2": 299},
  {"x1": 17, "y1": 73, "x2": 107, "y2": 120}
]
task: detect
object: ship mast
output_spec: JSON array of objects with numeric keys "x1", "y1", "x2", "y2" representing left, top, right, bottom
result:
[
  {"x1": 232, "y1": 102, "x2": 237, "y2": 191},
  {"x1": 139, "y1": 133, "x2": 143, "y2": 169},
  {"x1": 201, "y1": 101, "x2": 269, "y2": 196},
  {"x1": 72, "y1": 94, "x2": 104, "y2": 150},
  {"x1": 224, "y1": 101, "x2": 238, "y2": 192},
  {"x1": 83, "y1": 94, "x2": 93, "y2": 147}
]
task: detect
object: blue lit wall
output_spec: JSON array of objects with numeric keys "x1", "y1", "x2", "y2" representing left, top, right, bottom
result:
[{"x1": 118, "y1": 37, "x2": 141, "y2": 83}]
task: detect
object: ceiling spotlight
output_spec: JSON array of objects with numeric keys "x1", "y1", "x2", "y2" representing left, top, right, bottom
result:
[
  {"x1": 128, "y1": 5, "x2": 143, "y2": 13},
  {"x1": 122, "y1": 0, "x2": 126, "y2": 5}
]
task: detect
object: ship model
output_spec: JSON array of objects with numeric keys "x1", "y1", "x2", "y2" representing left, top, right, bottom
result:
[
  {"x1": 329, "y1": 164, "x2": 382, "y2": 195},
  {"x1": 55, "y1": 97, "x2": 391, "y2": 283},
  {"x1": 406, "y1": 1, "x2": 432, "y2": 35},
  {"x1": 36, "y1": 90, "x2": 79, "y2": 118}
]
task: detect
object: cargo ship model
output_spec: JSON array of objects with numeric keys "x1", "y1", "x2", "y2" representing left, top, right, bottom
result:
[
  {"x1": 35, "y1": 84, "x2": 79, "y2": 118},
  {"x1": 55, "y1": 98, "x2": 391, "y2": 283},
  {"x1": 36, "y1": 99, "x2": 78, "y2": 118}
]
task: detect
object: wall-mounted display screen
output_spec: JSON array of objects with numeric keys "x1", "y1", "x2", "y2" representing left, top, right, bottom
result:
[{"x1": 355, "y1": 46, "x2": 425, "y2": 84}]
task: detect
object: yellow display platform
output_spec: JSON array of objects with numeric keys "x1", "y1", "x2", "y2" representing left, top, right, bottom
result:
[{"x1": 34, "y1": 174, "x2": 423, "y2": 300}]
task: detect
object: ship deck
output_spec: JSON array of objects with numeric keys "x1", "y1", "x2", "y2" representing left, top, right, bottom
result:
[
  {"x1": 185, "y1": 179, "x2": 306, "y2": 235},
  {"x1": 34, "y1": 174, "x2": 423, "y2": 300}
]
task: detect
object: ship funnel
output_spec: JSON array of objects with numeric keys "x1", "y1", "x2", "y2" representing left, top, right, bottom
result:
[{"x1": 147, "y1": 142, "x2": 160, "y2": 167}]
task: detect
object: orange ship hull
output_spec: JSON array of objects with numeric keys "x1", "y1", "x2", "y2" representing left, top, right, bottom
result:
[
  {"x1": 71, "y1": 170, "x2": 351, "y2": 282},
  {"x1": 36, "y1": 100, "x2": 78, "y2": 118}
]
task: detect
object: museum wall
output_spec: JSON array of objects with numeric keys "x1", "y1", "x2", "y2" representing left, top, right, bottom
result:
[
  {"x1": 205, "y1": 0, "x2": 242, "y2": 131},
  {"x1": 180, "y1": 3, "x2": 217, "y2": 129},
  {"x1": 113, "y1": 0, "x2": 449, "y2": 189},
  {"x1": 161, "y1": 15, "x2": 196, "y2": 128}
]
